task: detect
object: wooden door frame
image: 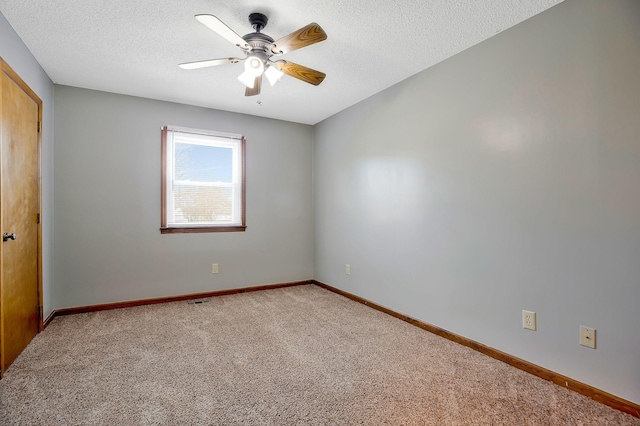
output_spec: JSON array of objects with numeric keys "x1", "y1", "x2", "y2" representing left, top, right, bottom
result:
[{"x1": 0, "y1": 57, "x2": 44, "y2": 343}]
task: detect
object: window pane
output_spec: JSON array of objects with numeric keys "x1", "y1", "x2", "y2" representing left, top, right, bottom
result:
[
  {"x1": 175, "y1": 143, "x2": 233, "y2": 183},
  {"x1": 173, "y1": 185, "x2": 233, "y2": 223}
]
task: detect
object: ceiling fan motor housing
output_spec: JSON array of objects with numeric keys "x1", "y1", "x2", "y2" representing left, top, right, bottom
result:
[{"x1": 242, "y1": 31, "x2": 274, "y2": 65}]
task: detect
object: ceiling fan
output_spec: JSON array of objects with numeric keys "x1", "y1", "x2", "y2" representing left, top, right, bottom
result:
[{"x1": 179, "y1": 13, "x2": 328, "y2": 96}]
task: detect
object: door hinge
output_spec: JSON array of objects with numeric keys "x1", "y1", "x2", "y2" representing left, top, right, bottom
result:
[
  {"x1": 37, "y1": 213, "x2": 40, "y2": 224},
  {"x1": 37, "y1": 121, "x2": 41, "y2": 132}
]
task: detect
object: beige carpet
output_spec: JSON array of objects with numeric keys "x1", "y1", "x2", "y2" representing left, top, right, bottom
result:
[{"x1": 0, "y1": 284, "x2": 637, "y2": 425}]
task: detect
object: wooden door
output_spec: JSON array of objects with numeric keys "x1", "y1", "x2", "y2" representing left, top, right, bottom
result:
[{"x1": 0, "y1": 58, "x2": 42, "y2": 375}]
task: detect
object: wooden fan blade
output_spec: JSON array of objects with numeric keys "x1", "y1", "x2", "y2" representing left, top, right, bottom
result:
[
  {"x1": 270, "y1": 23, "x2": 327, "y2": 55},
  {"x1": 276, "y1": 61, "x2": 326, "y2": 86},
  {"x1": 195, "y1": 14, "x2": 251, "y2": 51},
  {"x1": 245, "y1": 76, "x2": 262, "y2": 96},
  {"x1": 179, "y1": 58, "x2": 240, "y2": 70}
]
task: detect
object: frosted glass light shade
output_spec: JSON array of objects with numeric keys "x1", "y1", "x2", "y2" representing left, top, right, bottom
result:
[
  {"x1": 238, "y1": 71, "x2": 255, "y2": 88},
  {"x1": 244, "y1": 56, "x2": 265, "y2": 76},
  {"x1": 264, "y1": 66, "x2": 284, "y2": 86}
]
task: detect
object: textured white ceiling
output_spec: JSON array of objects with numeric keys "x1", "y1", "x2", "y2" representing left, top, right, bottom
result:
[{"x1": 0, "y1": 0, "x2": 562, "y2": 125}]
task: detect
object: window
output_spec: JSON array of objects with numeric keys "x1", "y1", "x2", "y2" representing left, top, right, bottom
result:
[{"x1": 161, "y1": 125, "x2": 246, "y2": 233}]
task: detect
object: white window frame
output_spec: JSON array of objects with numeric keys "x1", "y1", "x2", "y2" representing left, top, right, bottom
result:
[{"x1": 161, "y1": 125, "x2": 246, "y2": 234}]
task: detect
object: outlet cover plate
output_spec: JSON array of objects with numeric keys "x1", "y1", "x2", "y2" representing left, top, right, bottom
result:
[
  {"x1": 345, "y1": 264, "x2": 351, "y2": 275},
  {"x1": 522, "y1": 310, "x2": 536, "y2": 331},
  {"x1": 211, "y1": 263, "x2": 218, "y2": 274},
  {"x1": 580, "y1": 326, "x2": 596, "y2": 349}
]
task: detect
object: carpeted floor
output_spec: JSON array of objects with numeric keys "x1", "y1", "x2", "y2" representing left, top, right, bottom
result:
[{"x1": 0, "y1": 284, "x2": 637, "y2": 425}]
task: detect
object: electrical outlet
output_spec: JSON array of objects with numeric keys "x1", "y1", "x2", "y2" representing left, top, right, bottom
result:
[
  {"x1": 345, "y1": 264, "x2": 351, "y2": 275},
  {"x1": 580, "y1": 326, "x2": 596, "y2": 349},
  {"x1": 211, "y1": 263, "x2": 218, "y2": 274},
  {"x1": 522, "y1": 310, "x2": 536, "y2": 331}
]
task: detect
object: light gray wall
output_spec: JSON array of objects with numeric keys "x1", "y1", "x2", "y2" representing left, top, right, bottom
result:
[
  {"x1": 0, "y1": 13, "x2": 55, "y2": 319},
  {"x1": 54, "y1": 86, "x2": 314, "y2": 308},
  {"x1": 314, "y1": 0, "x2": 640, "y2": 404}
]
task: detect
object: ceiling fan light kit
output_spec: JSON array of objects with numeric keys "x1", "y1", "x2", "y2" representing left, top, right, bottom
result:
[{"x1": 180, "y1": 12, "x2": 327, "y2": 96}]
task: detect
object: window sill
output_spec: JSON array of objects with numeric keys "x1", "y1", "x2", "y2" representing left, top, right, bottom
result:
[{"x1": 160, "y1": 226, "x2": 247, "y2": 234}]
